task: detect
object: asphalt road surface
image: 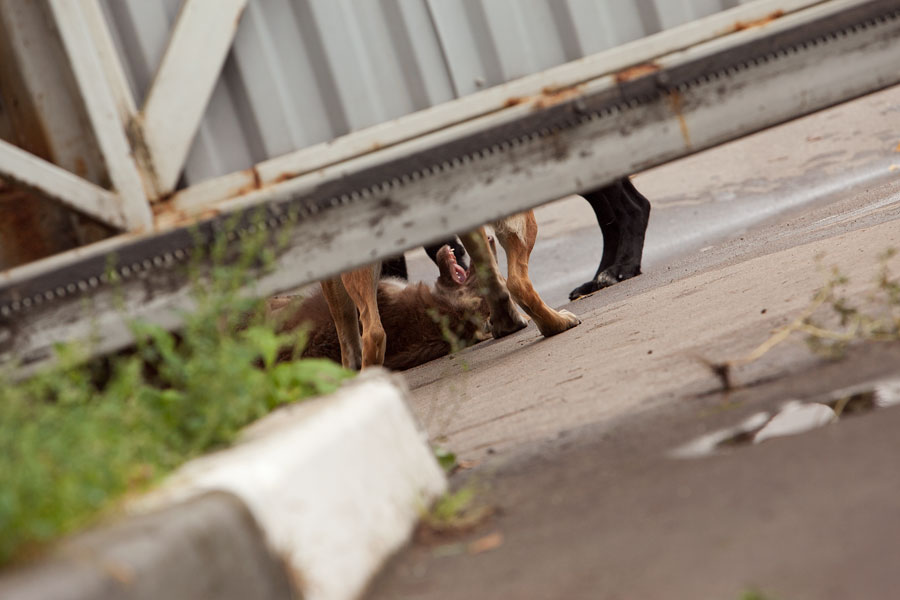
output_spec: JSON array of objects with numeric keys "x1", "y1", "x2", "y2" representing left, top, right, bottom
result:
[{"x1": 366, "y1": 84, "x2": 900, "y2": 600}]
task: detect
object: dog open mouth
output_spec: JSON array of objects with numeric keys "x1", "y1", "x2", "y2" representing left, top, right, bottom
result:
[{"x1": 436, "y1": 244, "x2": 469, "y2": 285}]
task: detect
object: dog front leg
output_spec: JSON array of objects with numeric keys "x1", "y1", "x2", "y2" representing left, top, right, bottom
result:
[
  {"x1": 495, "y1": 212, "x2": 580, "y2": 336},
  {"x1": 459, "y1": 228, "x2": 527, "y2": 338},
  {"x1": 320, "y1": 277, "x2": 364, "y2": 369},
  {"x1": 340, "y1": 266, "x2": 386, "y2": 368}
]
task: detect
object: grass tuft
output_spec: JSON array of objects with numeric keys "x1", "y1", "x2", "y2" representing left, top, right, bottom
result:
[
  {"x1": 0, "y1": 224, "x2": 353, "y2": 564},
  {"x1": 703, "y1": 248, "x2": 900, "y2": 390},
  {"x1": 417, "y1": 484, "x2": 494, "y2": 541}
]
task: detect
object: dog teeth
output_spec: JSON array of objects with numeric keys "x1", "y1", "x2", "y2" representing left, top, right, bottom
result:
[{"x1": 453, "y1": 264, "x2": 467, "y2": 283}]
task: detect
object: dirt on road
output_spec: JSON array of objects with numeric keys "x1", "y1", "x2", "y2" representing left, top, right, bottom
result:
[{"x1": 364, "y1": 137, "x2": 900, "y2": 598}]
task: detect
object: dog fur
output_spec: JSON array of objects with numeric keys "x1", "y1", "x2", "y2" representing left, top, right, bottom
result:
[
  {"x1": 319, "y1": 208, "x2": 582, "y2": 370},
  {"x1": 315, "y1": 174, "x2": 655, "y2": 370},
  {"x1": 271, "y1": 246, "x2": 491, "y2": 370}
]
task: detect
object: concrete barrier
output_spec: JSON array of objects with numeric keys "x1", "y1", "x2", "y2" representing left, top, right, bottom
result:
[{"x1": 0, "y1": 369, "x2": 446, "y2": 600}]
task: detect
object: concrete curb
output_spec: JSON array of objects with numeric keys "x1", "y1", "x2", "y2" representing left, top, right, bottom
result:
[
  {"x1": 0, "y1": 491, "x2": 295, "y2": 600},
  {"x1": 0, "y1": 369, "x2": 447, "y2": 600}
]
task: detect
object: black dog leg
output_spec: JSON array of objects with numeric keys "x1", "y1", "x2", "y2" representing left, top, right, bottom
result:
[
  {"x1": 380, "y1": 254, "x2": 409, "y2": 280},
  {"x1": 569, "y1": 177, "x2": 651, "y2": 300}
]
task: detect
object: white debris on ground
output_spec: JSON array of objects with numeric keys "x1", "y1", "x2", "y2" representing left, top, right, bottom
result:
[{"x1": 753, "y1": 401, "x2": 836, "y2": 444}]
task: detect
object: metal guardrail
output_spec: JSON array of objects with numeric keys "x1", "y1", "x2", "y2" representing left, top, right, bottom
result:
[
  {"x1": 1, "y1": 0, "x2": 899, "y2": 374},
  {"x1": 99, "y1": 0, "x2": 758, "y2": 188}
]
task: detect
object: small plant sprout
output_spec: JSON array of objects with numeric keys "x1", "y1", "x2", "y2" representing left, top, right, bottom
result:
[
  {"x1": 0, "y1": 222, "x2": 353, "y2": 565},
  {"x1": 704, "y1": 248, "x2": 900, "y2": 390}
]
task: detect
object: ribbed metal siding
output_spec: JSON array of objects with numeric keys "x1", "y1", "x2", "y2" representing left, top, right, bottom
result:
[{"x1": 101, "y1": 0, "x2": 753, "y2": 186}]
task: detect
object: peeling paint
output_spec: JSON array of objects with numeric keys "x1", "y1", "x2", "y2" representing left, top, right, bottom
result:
[
  {"x1": 614, "y1": 63, "x2": 660, "y2": 84},
  {"x1": 233, "y1": 166, "x2": 263, "y2": 197},
  {"x1": 534, "y1": 85, "x2": 583, "y2": 110},
  {"x1": 730, "y1": 10, "x2": 785, "y2": 33},
  {"x1": 151, "y1": 201, "x2": 220, "y2": 229},
  {"x1": 503, "y1": 84, "x2": 584, "y2": 112}
]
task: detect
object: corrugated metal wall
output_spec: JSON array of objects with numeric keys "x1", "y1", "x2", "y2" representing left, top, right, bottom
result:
[{"x1": 100, "y1": 0, "x2": 753, "y2": 186}]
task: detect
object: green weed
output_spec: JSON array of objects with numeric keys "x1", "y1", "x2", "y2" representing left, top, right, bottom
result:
[
  {"x1": 418, "y1": 484, "x2": 493, "y2": 538},
  {"x1": 0, "y1": 223, "x2": 352, "y2": 564},
  {"x1": 707, "y1": 248, "x2": 900, "y2": 389},
  {"x1": 802, "y1": 248, "x2": 900, "y2": 357}
]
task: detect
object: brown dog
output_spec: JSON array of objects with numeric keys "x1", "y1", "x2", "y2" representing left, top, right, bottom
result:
[
  {"x1": 271, "y1": 246, "x2": 490, "y2": 370},
  {"x1": 319, "y1": 211, "x2": 580, "y2": 370}
]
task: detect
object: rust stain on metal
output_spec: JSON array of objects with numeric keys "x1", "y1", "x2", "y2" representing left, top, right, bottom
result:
[
  {"x1": 151, "y1": 201, "x2": 184, "y2": 221},
  {"x1": 0, "y1": 180, "x2": 82, "y2": 268},
  {"x1": 614, "y1": 63, "x2": 660, "y2": 84},
  {"x1": 74, "y1": 157, "x2": 88, "y2": 178},
  {"x1": 730, "y1": 10, "x2": 785, "y2": 33},
  {"x1": 152, "y1": 202, "x2": 220, "y2": 229},
  {"x1": 534, "y1": 84, "x2": 583, "y2": 110},
  {"x1": 503, "y1": 85, "x2": 584, "y2": 111},
  {"x1": 667, "y1": 90, "x2": 692, "y2": 150},
  {"x1": 894, "y1": 141, "x2": 900, "y2": 152},
  {"x1": 235, "y1": 166, "x2": 263, "y2": 196}
]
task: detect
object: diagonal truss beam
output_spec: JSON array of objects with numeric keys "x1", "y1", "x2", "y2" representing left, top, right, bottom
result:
[
  {"x1": 0, "y1": 139, "x2": 129, "y2": 229},
  {"x1": 136, "y1": 0, "x2": 249, "y2": 198},
  {"x1": 46, "y1": 0, "x2": 152, "y2": 231},
  {"x1": 78, "y1": 0, "x2": 139, "y2": 130}
]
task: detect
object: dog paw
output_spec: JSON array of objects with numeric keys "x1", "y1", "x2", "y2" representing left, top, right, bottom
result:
[
  {"x1": 538, "y1": 309, "x2": 581, "y2": 336},
  {"x1": 569, "y1": 281, "x2": 600, "y2": 301},
  {"x1": 490, "y1": 311, "x2": 528, "y2": 339},
  {"x1": 491, "y1": 314, "x2": 528, "y2": 338},
  {"x1": 569, "y1": 268, "x2": 640, "y2": 300}
]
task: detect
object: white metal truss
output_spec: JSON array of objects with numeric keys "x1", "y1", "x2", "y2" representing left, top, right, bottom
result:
[
  {"x1": 45, "y1": 0, "x2": 153, "y2": 230},
  {"x1": 0, "y1": 139, "x2": 126, "y2": 227},
  {"x1": 137, "y1": 0, "x2": 249, "y2": 197},
  {"x1": 1, "y1": 0, "x2": 899, "y2": 374}
]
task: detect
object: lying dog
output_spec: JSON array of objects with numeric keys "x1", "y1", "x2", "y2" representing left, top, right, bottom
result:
[
  {"x1": 270, "y1": 246, "x2": 491, "y2": 370},
  {"x1": 321, "y1": 209, "x2": 582, "y2": 369},
  {"x1": 317, "y1": 175, "x2": 653, "y2": 370}
]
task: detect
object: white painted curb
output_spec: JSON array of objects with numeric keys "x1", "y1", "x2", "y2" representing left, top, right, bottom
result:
[{"x1": 133, "y1": 369, "x2": 447, "y2": 600}]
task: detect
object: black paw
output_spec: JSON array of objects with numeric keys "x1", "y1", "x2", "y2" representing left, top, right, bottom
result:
[{"x1": 568, "y1": 269, "x2": 639, "y2": 300}]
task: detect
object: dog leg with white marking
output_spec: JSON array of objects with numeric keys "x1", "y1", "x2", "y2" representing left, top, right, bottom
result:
[{"x1": 461, "y1": 212, "x2": 580, "y2": 338}]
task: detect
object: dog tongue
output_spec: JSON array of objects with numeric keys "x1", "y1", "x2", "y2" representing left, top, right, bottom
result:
[{"x1": 453, "y1": 263, "x2": 467, "y2": 283}]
